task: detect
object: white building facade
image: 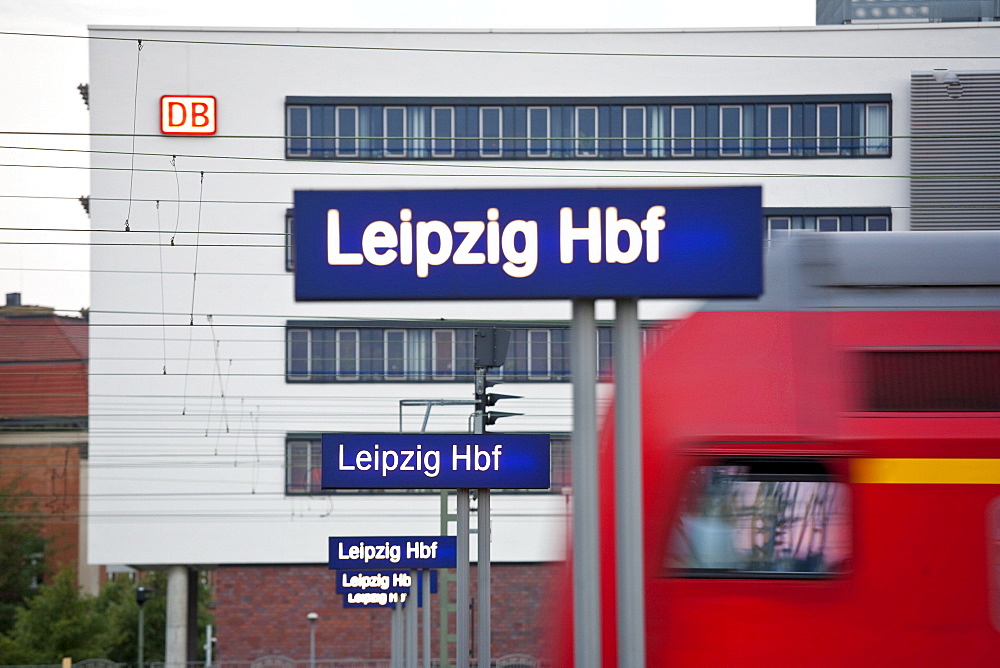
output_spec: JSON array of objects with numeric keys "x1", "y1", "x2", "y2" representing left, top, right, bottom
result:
[{"x1": 87, "y1": 23, "x2": 1000, "y2": 662}]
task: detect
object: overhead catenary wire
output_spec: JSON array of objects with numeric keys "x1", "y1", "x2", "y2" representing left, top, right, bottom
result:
[{"x1": 3, "y1": 28, "x2": 1000, "y2": 61}]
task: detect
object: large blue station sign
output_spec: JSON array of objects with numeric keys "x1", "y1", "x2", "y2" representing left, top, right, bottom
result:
[
  {"x1": 329, "y1": 536, "x2": 458, "y2": 569},
  {"x1": 294, "y1": 187, "x2": 762, "y2": 301},
  {"x1": 322, "y1": 433, "x2": 550, "y2": 490}
]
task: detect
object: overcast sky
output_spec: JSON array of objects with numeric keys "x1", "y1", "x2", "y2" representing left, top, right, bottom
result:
[{"x1": 0, "y1": 0, "x2": 814, "y2": 313}]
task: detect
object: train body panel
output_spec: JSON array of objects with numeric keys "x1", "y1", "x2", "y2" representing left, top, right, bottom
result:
[{"x1": 555, "y1": 233, "x2": 1000, "y2": 666}]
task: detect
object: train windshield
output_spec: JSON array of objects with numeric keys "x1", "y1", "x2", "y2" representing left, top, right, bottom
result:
[{"x1": 668, "y1": 459, "x2": 850, "y2": 578}]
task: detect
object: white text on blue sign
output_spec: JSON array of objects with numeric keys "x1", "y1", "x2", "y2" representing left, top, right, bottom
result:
[
  {"x1": 327, "y1": 205, "x2": 667, "y2": 278},
  {"x1": 328, "y1": 536, "x2": 458, "y2": 569},
  {"x1": 338, "y1": 539, "x2": 440, "y2": 564},
  {"x1": 321, "y1": 434, "x2": 551, "y2": 489}
]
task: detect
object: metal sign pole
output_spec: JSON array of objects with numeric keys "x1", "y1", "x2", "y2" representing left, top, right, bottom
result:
[
  {"x1": 614, "y1": 298, "x2": 645, "y2": 667},
  {"x1": 406, "y1": 569, "x2": 418, "y2": 668},
  {"x1": 477, "y1": 487, "x2": 491, "y2": 668},
  {"x1": 391, "y1": 601, "x2": 403, "y2": 668},
  {"x1": 422, "y1": 570, "x2": 432, "y2": 668},
  {"x1": 571, "y1": 299, "x2": 601, "y2": 668},
  {"x1": 456, "y1": 489, "x2": 470, "y2": 668}
]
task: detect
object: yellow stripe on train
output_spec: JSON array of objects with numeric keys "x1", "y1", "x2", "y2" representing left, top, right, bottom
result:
[{"x1": 852, "y1": 458, "x2": 1000, "y2": 485}]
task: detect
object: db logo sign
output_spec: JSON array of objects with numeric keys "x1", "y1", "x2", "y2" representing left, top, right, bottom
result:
[{"x1": 160, "y1": 96, "x2": 217, "y2": 135}]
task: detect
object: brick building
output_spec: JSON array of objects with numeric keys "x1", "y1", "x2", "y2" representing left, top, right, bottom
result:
[{"x1": 0, "y1": 293, "x2": 98, "y2": 593}]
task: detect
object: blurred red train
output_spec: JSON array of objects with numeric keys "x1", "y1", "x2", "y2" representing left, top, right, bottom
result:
[{"x1": 555, "y1": 231, "x2": 1000, "y2": 666}]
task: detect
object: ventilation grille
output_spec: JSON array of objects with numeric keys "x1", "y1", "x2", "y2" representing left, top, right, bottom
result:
[
  {"x1": 910, "y1": 72, "x2": 1000, "y2": 231},
  {"x1": 862, "y1": 350, "x2": 1000, "y2": 412}
]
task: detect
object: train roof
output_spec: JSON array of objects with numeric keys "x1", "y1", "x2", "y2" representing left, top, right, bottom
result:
[{"x1": 704, "y1": 231, "x2": 1000, "y2": 312}]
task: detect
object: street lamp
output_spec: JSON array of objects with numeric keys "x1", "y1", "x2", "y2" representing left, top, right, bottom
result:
[
  {"x1": 136, "y1": 586, "x2": 152, "y2": 668},
  {"x1": 307, "y1": 612, "x2": 318, "y2": 668}
]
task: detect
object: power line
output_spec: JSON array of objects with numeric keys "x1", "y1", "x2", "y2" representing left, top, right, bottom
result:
[{"x1": 4, "y1": 28, "x2": 1000, "y2": 60}]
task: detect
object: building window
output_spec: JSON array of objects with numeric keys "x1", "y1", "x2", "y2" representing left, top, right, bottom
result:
[
  {"x1": 287, "y1": 438, "x2": 322, "y2": 494},
  {"x1": 288, "y1": 329, "x2": 311, "y2": 377},
  {"x1": 432, "y1": 106, "x2": 455, "y2": 157},
  {"x1": 576, "y1": 106, "x2": 598, "y2": 157},
  {"x1": 865, "y1": 103, "x2": 890, "y2": 156},
  {"x1": 384, "y1": 329, "x2": 407, "y2": 379},
  {"x1": 668, "y1": 459, "x2": 851, "y2": 577},
  {"x1": 865, "y1": 215, "x2": 890, "y2": 231},
  {"x1": 335, "y1": 330, "x2": 360, "y2": 379},
  {"x1": 817, "y1": 104, "x2": 841, "y2": 155},
  {"x1": 527, "y1": 106, "x2": 550, "y2": 157},
  {"x1": 720, "y1": 105, "x2": 743, "y2": 156},
  {"x1": 480, "y1": 106, "x2": 503, "y2": 157},
  {"x1": 671, "y1": 106, "x2": 694, "y2": 157},
  {"x1": 432, "y1": 329, "x2": 456, "y2": 379},
  {"x1": 623, "y1": 106, "x2": 646, "y2": 157},
  {"x1": 384, "y1": 106, "x2": 407, "y2": 157},
  {"x1": 287, "y1": 105, "x2": 310, "y2": 156},
  {"x1": 527, "y1": 329, "x2": 552, "y2": 378},
  {"x1": 817, "y1": 215, "x2": 841, "y2": 232},
  {"x1": 336, "y1": 106, "x2": 359, "y2": 157},
  {"x1": 766, "y1": 216, "x2": 792, "y2": 241},
  {"x1": 768, "y1": 104, "x2": 791, "y2": 156},
  {"x1": 285, "y1": 209, "x2": 296, "y2": 271}
]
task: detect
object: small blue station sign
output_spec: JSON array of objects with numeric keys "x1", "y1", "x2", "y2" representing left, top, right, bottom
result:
[{"x1": 322, "y1": 433, "x2": 551, "y2": 490}]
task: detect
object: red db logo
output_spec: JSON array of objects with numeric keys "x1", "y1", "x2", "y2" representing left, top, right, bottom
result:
[{"x1": 160, "y1": 96, "x2": 217, "y2": 135}]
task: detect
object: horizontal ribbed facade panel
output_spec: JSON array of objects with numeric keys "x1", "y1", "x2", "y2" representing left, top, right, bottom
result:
[{"x1": 910, "y1": 72, "x2": 1000, "y2": 230}]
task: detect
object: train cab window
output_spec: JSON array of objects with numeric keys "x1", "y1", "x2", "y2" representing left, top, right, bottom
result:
[{"x1": 668, "y1": 459, "x2": 850, "y2": 578}]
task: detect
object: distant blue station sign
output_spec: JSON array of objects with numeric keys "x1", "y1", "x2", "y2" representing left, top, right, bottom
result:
[
  {"x1": 329, "y1": 536, "x2": 458, "y2": 569},
  {"x1": 322, "y1": 433, "x2": 551, "y2": 490},
  {"x1": 293, "y1": 187, "x2": 762, "y2": 301},
  {"x1": 336, "y1": 569, "x2": 439, "y2": 595}
]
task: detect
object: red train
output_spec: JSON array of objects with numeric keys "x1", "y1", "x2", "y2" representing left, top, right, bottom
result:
[{"x1": 556, "y1": 231, "x2": 1000, "y2": 666}]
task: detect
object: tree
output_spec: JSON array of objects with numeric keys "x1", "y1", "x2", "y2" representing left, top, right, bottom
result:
[
  {"x1": 0, "y1": 478, "x2": 48, "y2": 635},
  {"x1": 0, "y1": 570, "x2": 108, "y2": 663},
  {"x1": 0, "y1": 569, "x2": 214, "y2": 664}
]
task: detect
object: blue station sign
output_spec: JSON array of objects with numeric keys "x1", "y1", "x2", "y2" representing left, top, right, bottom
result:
[
  {"x1": 336, "y1": 569, "x2": 439, "y2": 594},
  {"x1": 329, "y1": 536, "x2": 458, "y2": 569},
  {"x1": 294, "y1": 187, "x2": 762, "y2": 301},
  {"x1": 321, "y1": 433, "x2": 550, "y2": 490}
]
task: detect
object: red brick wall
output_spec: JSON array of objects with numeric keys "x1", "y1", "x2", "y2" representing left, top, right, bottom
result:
[
  {"x1": 213, "y1": 563, "x2": 560, "y2": 663},
  {"x1": 0, "y1": 444, "x2": 82, "y2": 575}
]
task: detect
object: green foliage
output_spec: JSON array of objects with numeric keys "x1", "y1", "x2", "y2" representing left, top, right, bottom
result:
[
  {"x1": 0, "y1": 478, "x2": 48, "y2": 635},
  {"x1": 0, "y1": 570, "x2": 107, "y2": 663},
  {"x1": 0, "y1": 569, "x2": 214, "y2": 665}
]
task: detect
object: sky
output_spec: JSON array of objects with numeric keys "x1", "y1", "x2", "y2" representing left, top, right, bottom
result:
[{"x1": 0, "y1": 0, "x2": 814, "y2": 314}]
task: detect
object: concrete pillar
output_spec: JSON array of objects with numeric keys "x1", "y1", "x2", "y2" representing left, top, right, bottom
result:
[{"x1": 166, "y1": 565, "x2": 189, "y2": 668}]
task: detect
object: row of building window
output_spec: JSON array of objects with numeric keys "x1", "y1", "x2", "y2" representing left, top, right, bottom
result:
[
  {"x1": 287, "y1": 434, "x2": 571, "y2": 494},
  {"x1": 766, "y1": 214, "x2": 890, "y2": 240},
  {"x1": 286, "y1": 98, "x2": 891, "y2": 160},
  {"x1": 286, "y1": 324, "x2": 668, "y2": 383}
]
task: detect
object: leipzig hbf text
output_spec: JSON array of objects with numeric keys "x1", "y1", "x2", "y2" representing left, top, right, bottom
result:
[
  {"x1": 336, "y1": 441, "x2": 504, "y2": 478},
  {"x1": 327, "y1": 205, "x2": 668, "y2": 278},
  {"x1": 337, "y1": 539, "x2": 441, "y2": 564}
]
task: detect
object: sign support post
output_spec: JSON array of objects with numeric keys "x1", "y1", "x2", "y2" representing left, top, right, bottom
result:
[
  {"x1": 571, "y1": 299, "x2": 601, "y2": 668},
  {"x1": 406, "y1": 570, "x2": 417, "y2": 668},
  {"x1": 456, "y1": 490, "x2": 470, "y2": 668},
  {"x1": 614, "y1": 299, "x2": 645, "y2": 667},
  {"x1": 422, "y1": 569, "x2": 432, "y2": 668}
]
